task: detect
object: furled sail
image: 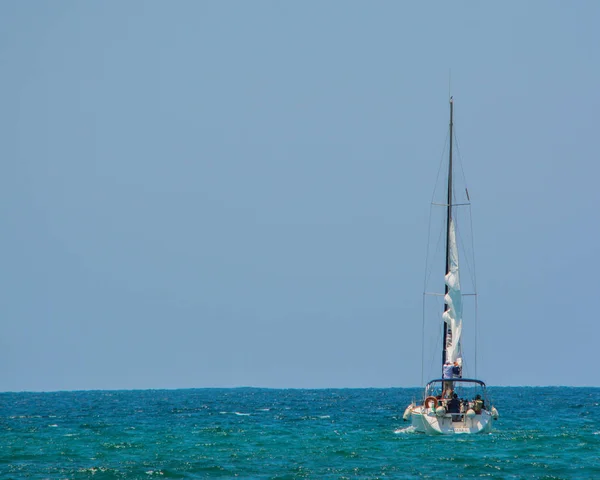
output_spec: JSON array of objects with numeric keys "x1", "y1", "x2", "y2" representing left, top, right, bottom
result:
[{"x1": 442, "y1": 217, "x2": 462, "y2": 366}]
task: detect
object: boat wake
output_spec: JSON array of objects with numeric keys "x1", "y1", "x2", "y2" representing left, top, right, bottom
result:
[{"x1": 394, "y1": 425, "x2": 417, "y2": 434}]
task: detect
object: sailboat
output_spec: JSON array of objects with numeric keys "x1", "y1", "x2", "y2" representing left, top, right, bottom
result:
[{"x1": 403, "y1": 97, "x2": 498, "y2": 435}]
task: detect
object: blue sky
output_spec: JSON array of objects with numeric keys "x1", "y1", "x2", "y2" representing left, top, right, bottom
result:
[{"x1": 1, "y1": 1, "x2": 598, "y2": 391}]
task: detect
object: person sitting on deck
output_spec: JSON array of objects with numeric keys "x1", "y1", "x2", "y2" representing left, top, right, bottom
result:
[
  {"x1": 473, "y1": 394, "x2": 485, "y2": 413},
  {"x1": 447, "y1": 393, "x2": 461, "y2": 421}
]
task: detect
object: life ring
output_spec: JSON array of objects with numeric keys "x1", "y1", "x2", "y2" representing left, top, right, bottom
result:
[{"x1": 424, "y1": 396, "x2": 438, "y2": 409}]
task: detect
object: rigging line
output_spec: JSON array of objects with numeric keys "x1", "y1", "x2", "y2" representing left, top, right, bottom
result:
[
  {"x1": 452, "y1": 126, "x2": 483, "y2": 381},
  {"x1": 423, "y1": 130, "x2": 448, "y2": 295},
  {"x1": 423, "y1": 213, "x2": 446, "y2": 294},
  {"x1": 468, "y1": 203, "x2": 479, "y2": 295},
  {"x1": 453, "y1": 214, "x2": 478, "y2": 305},
  {"x1": 455, "y1": 215, "x2": 477, "y2": 289},
  {"x1": 463, "y1": 207, "x2": 478, "y2": 288},
  {"x1": 429, "y1": 130, "x2": 450, "y2": 206},
  {"x1": 452, "y1": 126, "x2": 471, "y2": 202},
  {"x1": 462, "y1": 358, "x2": 470, "y2": 381},
  {"x1": 475, "y1": 295, "x2": 479, "y2": 379},
  {"x1": 423, "y1": 195, "x2": 446, "y2": 291},
  {"x1": 421, "y1": 133, "x2": 451, "y2": 375},
  {"x1": 421, "y1": 294, "x2": 425, "y2": 387},
  {"x1": 429, "y1": 298, "x2": 444, "y2": 377},
  {"x1": 453, "y1": 214, "x2": 480, "y2": 381},
  {"x1": 422, "y1": 203, "x2": 435, "y2": 293},
  {"x1": 426, "y1": 211, "x2": 444, "y2": 281},
  {"x1": 470, "y1": 203, "x2": 479, "y2": 379},
  {"x1": 422, "y1": 124, "x2": 453, "y2": 382},
  {"x1": 452, "y1": 204, "x2": 477, "y2": 288}
]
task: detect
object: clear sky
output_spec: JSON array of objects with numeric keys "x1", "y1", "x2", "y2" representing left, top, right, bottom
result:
[{"x1": 1, "y1": 1, "x2": 598, "y2": 392}]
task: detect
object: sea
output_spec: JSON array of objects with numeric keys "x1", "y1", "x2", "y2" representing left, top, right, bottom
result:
[{"x1": 1, "y1": 387, "x2": 599, "y2": 479}]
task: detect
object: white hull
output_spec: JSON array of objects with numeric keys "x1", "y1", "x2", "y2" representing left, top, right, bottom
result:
[{"x1": 407, "y1": 405, "x2": 493, "y2": 435}]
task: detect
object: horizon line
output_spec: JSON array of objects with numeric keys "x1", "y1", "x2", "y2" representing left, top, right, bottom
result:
[{"x1": 2, "y1": 384, "x2": 598, "y2": 394}]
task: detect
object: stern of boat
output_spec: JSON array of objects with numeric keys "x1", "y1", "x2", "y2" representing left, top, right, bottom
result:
[{"x1": 407, "y1": 404, "x2": 493, "y2": 434}]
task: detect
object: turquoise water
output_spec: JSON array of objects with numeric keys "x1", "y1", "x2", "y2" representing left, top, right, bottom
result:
[{"x1": 1, "y1": 387, "x2": 599, "y2": 479}]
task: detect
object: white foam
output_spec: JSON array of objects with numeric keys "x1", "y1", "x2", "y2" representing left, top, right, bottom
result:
[
  {"x1": 394, "y1": 426, "x2": 417, "y2": 434},
  {"x1": 78, "y1": 467, "x2": 108, "y2": 474},
  {"x1": 234, "y1": 412, "x2": 250, "y2": 416}
]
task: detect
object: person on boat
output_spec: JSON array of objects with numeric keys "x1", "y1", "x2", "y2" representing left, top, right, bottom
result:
[
  {"x1": 443, "y1": 359, "x2": 457, "y2": 397},
  {"x1": 452, "y1": 360, "x2": 462, "y2": 378},
  {"x1": 440, "y1": 389, "x2": 453, "y2": 402},
  {"x1": 447, "y1": 393, "x2": 461, "y2": 421},
  {"x1": 473, "y1": 394, "x2": 485, "y2": 413},
  {"x1": 443, "y1": 360, "x2": 454, "y2": 379}
]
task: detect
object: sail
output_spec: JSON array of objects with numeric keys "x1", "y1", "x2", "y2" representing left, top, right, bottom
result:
[{"x1": 442, "y1": 217, "x2": 462, "y2": 366}]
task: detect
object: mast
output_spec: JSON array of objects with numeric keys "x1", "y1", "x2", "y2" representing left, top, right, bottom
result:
[{"x1": 442, "y1": 96, "x2": 453, "y2": 370}]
